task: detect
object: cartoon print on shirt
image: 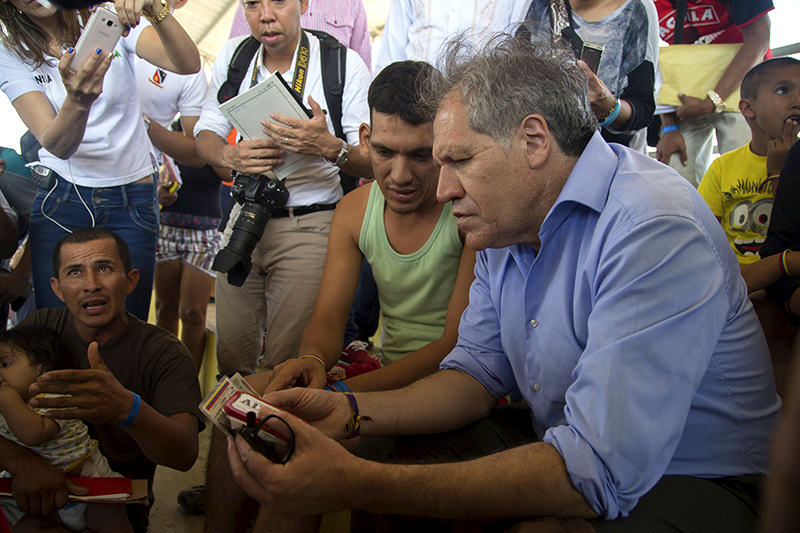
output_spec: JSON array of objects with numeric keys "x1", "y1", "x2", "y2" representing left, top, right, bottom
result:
[{"x1": 722, "y1": 178, "x2": 774, "y2": 258}]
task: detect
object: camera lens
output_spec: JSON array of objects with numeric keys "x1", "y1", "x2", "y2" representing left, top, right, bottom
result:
[{"x1": 106, "y1": 19, "x2": 113, "y2": 26}]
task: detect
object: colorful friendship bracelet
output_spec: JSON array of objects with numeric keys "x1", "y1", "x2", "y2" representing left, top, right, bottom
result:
[
  {"x1": 343, "y1": 392, "x2": 362, "y2": 438},
  {"x1": 118, "y1": 392, "x2": 141, "y2": 428},
  {"x1": 327, "y1": 380, "x2": 351, "y2": 393},
  {"x1": 781, "y1": 250, "x2": 793, "y2": 277}
]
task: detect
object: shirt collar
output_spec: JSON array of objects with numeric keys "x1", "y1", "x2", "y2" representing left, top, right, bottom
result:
[
  {"x1": 254, "y1": 30, "x2": 305, "y2": 79},
  {"x1": 506, "y1": 131, "x2": 620, "y2": 271},
  {"x1": 552, "y1": 131, "x2": 618, "y2": 215}
]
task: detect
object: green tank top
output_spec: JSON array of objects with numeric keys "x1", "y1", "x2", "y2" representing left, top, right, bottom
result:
[{"x1": 359, "y1": 182, "x2": 463, "y2": 363}]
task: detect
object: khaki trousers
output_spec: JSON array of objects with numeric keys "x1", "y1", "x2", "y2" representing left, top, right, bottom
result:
[{"x1": 215, "y1": 204, "x2": 333, "y2": 376}]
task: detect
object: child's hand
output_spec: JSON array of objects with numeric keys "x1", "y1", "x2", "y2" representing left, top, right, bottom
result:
[{"x1": 766, "y1": 120, "x2": 800, "y2": 177}]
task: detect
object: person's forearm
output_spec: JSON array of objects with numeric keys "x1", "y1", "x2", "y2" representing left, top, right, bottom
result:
[
  {"x1": 356, "y1": 369, "x2": 495, "y2": 436},
  {"x1": 339, "y1": 145, "x2": 372, "y2": 178},
  {"x1": 147, "y1": 121, "x2": 205, "y2": 167},
  {"x1": 0, "y1": 435, "x2": 50, "y2": 475},
  {"x1": 125, "y1": 405, "x2": 198, "y2": 471},
  {"x1": 148, "y1": 15, "x2": 200, "y2": 74},
  {"x1": 297, "y1": 321, "x2": 350, "y2": 371},
  {"x1": 345, "y1": 338, "x2": 453, "y2": 392},
  {"x1": 743, "y1": 251, "x2": 800, "y2": 293},
  {"x1": 0, "y1": 399, "x2": 57, "y2": 447},
  {"x1": 714, "y1": 16, "x2": 770, "y2": 100},
  {"x1": 350, "y1": 441, "x2": 596, "y2": 521},
  {"x1": 196, "y1": 131, "x2": 233, "y2": 170},
  {"x1": 39, "y1": 95, "x2": 91, "y2": 159},
  {"x1": 741, "y1": 255, "x2": 782, "y2": 293}
]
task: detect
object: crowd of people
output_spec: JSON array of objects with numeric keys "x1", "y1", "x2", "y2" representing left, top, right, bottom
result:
[{"x1": 0, "y1": 0, "x2": 798, "y2": 532}]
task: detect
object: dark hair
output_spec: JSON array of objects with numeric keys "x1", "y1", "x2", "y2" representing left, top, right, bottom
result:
[
  {"x1": 0, "y1": 325, "x2": 72, "y2": 373},
  {"x1": 52, "y1": 227, "x2": 132, "y2": 277},
  {"x1": 741, "y1": 57, "x2": 800, "y2": 100},
  {"x1": 0, "y1": 6, "x2": 89, "y2": 68},
  {"x1": 419, "y1": 32, "x2": 596, "y2": 156},
  {"x1": 369, "y1": 61, "x2": 441, "y2": 125}
]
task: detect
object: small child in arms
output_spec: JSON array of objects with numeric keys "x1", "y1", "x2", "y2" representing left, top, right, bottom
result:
[{"x1": 0, "y1": 325, "x2": 132, "y2": 532}]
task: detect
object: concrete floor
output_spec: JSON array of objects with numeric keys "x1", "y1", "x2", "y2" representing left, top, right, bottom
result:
[{"x1": 148, "y1": 426, "x2": 209, "y2": 532}]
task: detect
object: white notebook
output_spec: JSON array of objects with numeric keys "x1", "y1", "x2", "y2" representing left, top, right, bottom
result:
[{"x1": 219, "y1": 71, "x2": 320, "y2": 180}]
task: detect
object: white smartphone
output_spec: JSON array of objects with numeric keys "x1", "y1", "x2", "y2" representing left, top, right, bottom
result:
[{"x1": 71, "y1": 6, "x2": 123, "y2": 71}]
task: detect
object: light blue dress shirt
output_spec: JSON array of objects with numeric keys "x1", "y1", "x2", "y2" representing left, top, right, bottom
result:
[{"x1": 441, "y1": 132, "x2": 781, "y2": 519}]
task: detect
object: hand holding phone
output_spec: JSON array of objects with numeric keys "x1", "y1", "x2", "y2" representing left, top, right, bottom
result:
[
  {"x1": 223, "y1": 391, "x2": 295, "y2": 463},
  {"x1": 580, "y1": 42, "x2": 603, "y2": 74},
  {"x1": 71, "y1": 6, "x2": 123, "y2": 71}
]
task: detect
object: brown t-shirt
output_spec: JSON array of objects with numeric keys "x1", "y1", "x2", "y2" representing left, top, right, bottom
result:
[{"x1": 21, "y1": 308, "x2": 202, "y2": 481}]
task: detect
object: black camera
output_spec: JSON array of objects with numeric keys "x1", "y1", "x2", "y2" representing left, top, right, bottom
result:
[{"x1": 212, "y1": 173, "x2": 289, "y2": 287}]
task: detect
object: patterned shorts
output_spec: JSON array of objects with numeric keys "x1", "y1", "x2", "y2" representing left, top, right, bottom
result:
[{"x1": 156, "y1": 224, "x2": 222, "y2": 276}]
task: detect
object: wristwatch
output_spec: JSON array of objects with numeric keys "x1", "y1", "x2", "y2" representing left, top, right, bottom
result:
[
  {"x1": 143, "y1": 0, "x2": 170, "y2": 24},
  {"x1": 706, "y1": 90, "x2": 725, "y2": 114},
  {"x1": 333, "y1": 139, "x2": 349, "y2": 168}
]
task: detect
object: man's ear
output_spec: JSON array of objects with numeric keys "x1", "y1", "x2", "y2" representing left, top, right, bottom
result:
[
  {"x1": 49, "y1": 277, "x2": 65, "y2": 303},
  {"x1": 300, "y1": 0, "x2": 309, "y2": 15},
  {"x1": 125, "y1": 269, "x2": 140, "y2": 295},
  {"x1": 739, "y1": 98, "x2": 756, "y2": 120},
  {"x1": 518, "y1": 114, "x2": 551, "y2": 169},
  {"x1": 358, "y1": 122, "x2": 371, "y2": 158}
]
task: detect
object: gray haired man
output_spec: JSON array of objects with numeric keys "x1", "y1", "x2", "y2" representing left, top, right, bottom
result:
[{"x1": 225, "y1": 34, "x2": 780, "y2": 531}]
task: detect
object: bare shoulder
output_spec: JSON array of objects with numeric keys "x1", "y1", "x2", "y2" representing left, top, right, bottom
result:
[{"x1": 333, "y1": 182, "x2": 372, "y2": 239}]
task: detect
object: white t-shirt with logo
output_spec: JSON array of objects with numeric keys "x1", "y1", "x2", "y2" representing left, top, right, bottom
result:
[
  {"x1": 134, "y1": 48, "x2": 207, "y2": 182},
  {"x1": 0, "y1": 27, "x2": 156, "y2": 187}
]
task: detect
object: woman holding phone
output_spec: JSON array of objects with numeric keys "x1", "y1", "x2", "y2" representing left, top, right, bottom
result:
[
  {"x1": 0, "y1": 0, "x2": 200, "y2": 319},
  {"x1": 516, "y1": 0, "x2": 659, "y2": 149}
]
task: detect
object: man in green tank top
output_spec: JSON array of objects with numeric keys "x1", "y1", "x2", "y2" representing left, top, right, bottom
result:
[
  {"x1": 199, "y1": 61, "x2": 476, "y2": 531},
  {"x1": 262, "y1": 60, "x2": 477, "y2": 394}
]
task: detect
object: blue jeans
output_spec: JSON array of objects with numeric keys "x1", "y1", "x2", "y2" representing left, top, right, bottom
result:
[{"x1": 29, "y1": 175, "x2": 158, "y2": 321}]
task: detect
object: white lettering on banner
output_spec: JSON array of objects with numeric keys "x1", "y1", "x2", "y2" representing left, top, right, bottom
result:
[{"x1": 659, "y1": 4, "x2": 721, "y2": 41}]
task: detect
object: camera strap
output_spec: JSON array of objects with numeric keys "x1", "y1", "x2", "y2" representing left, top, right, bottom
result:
[{"x1": 247, "y1": 30, "x2": 311, "y2": 99}]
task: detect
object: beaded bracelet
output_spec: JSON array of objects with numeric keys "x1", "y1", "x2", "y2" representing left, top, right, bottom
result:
[
  {"x1": 118, "y1": 392, "x2": 141, "y2": 428},
  {"x1": 298, "y1": 353, "x2": 327, "y2": 370},
  {"x1": 599, "y1": 99, "x2": 621, "y2": 128}
]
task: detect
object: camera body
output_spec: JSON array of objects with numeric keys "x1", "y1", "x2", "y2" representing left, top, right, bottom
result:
[{"x1": 211, "y1": 172, "x2": 289, "y2": 286}]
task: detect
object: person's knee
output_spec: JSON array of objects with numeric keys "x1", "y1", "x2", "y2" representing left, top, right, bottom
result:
[{"x1": 179, "y1": 305, "x2": 207, "y2": 327}]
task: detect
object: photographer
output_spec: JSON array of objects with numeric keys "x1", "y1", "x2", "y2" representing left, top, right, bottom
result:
[
  {"x1": 194, "y1": 0, "x2": 372, "y2": 375},
  {"x1": 0, "y1": 0, "x2": 200, "y2": 320}
]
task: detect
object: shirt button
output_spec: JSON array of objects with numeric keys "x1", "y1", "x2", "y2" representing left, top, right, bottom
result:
[
  {"x1": 530, "y1": 319, "x2": 539, "y2": 328},
  {"x1": 533, "y1": 383, "x2": 541, "y2": 391}
]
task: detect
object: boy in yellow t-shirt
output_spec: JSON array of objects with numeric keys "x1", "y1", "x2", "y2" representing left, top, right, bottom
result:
[{"x1": 698, "y1": 57, "x2": 800, "y2": 265}]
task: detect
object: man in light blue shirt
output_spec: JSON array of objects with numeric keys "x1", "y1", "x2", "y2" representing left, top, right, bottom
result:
[{"x1": 225, "y1": 34, "x2": 781, "y2": 531}]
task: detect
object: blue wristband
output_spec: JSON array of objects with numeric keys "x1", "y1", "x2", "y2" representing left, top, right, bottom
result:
[
  {"x1": 662, "y1": 124, "x2": 680, "y2": 134},
  {"x1": 599, "y1": 99, "x2": 621, "y2": 128},
  {"x1": 328, "y1": 380, "x2": 351, "y2": 393},
  {"x1": 118, "y1": 392, "x2": 141, "y2": 428}
]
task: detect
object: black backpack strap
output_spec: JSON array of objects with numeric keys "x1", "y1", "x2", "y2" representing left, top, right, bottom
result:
[
  {"x1": 306, "y1": 29, "x2": 358, "y2": 194},
  {"x1": 306, "y1": 29, "x2": 346, "y2": 141},
  {"x1": 217, "y1": 36, "x2": 261, "y2": 104},
  {"x1": 673, "y1": 0, "x2": 687, "y2": 45}
]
